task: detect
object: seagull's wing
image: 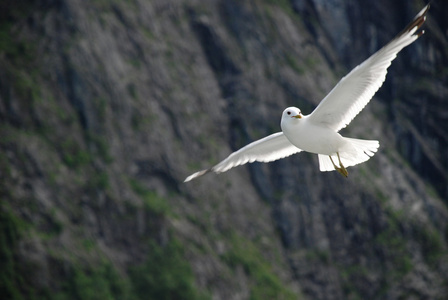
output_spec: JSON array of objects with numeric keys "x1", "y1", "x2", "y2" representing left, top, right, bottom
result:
[
  {"x1": 184, "y1": 132, "x2": 301, "y2": 182},
  {"x1": 307, "y1": 4, "x2": 429, "y2": 132}
]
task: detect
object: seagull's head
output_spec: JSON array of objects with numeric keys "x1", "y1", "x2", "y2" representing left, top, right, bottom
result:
[
  {"x1": 282, "y1": 107, "x2": 302, "y2": 120},
  {"x1": 281, "y1": 107, "x2": 303, "y2": 131}
]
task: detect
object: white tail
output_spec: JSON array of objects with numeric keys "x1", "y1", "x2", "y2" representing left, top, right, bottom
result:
[{"x1": 318, "y1": 138, "x2": 379, "y2": 172}]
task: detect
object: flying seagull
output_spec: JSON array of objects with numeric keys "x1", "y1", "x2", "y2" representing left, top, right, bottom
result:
[{"x1": 185, "y1": 4, "x2": 429, "y2": 182}]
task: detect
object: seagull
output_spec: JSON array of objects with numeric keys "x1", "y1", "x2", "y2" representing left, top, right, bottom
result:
[{"x1": 185, "y1": 4, "x2": 429, "y2": 182}]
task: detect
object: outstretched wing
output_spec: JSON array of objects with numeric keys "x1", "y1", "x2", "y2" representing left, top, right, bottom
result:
[
  {"x1": 184, "y1": 132, "x2": 301, "y2": 182},
  {"x1": 307, "y1": 4, "x2": 429, "y2": 132}
]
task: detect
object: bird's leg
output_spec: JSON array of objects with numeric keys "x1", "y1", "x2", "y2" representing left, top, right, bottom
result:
[
  {"x1": 336, "y1": 152, "x2": 348, "y2": 177},
  {"x1": 329, "y1": 153, "x2": 348, "y2": 178}
]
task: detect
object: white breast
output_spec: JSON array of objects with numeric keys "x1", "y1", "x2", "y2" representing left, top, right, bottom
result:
[{"x1": 281, "y1": 116, "x2": 347, "y2": 155}]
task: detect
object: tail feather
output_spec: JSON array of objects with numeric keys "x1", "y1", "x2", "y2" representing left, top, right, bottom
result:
[
  {"x1": 318, "y1": 154, "x2": 335, "y2": 172},
  {"x1": 318, "y1": 138, "x2": 379, "y2": 172}
]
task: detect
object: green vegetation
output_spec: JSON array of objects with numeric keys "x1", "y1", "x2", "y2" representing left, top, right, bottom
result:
[
  {"x1": 60, "y1": 139, "x2": 92, "y2": 169},
  {"x1": 86, "y1": 132, "x2": 113, "y2": 164},
  {"x1": 285, "y1": 54, "x2": 305, "y2": 75},
  {"x1": 88, "y1": 170, "x2": 110, "y2": 190},
  {"x1": 53, "y1": 261, "x2": 132, "y2": 300},
  {"x1": 305, "y1": 248, "x2": 330, "y2": 265},
  {"x1": 127, "y1": 59, "x2": 141, "y2": 70},
  {"x1": 424, "y1": 183, "x2": 439, "y2": 199},
  {"x1": 374, "y1": 208, "x2": 413, "y2": 278},
  {"x1": 413, "y1": 225, "x2": 445, "y2": 267},
  {"x1": 0, "y1": 25, "x2": 36, "y2": 68},
  {"x1": 129, "y1": 178, "x2": 170, "y2": 216},
  {"x1": 221, "y1": 232, "x2": 298, "y2": 300},
  {"x1": 0, "y1": 22, "x2": 15, "y2": 55},
  {"x1": 142, "y1": 28, "x2": 156, "y2": 41},
  {"x1": 130, "y1": 109, "x2": 157, "y2": 132},
  {"x1": 93, "y1": 97, "x2": 108, "y2": 122},
  {"x1": 0, "y1": 205, "x2": 33, "y2": 300},
  {"x1": 0, "y1": 4, "x2": 40, "y2": 104},
  {"x1": 46, "y1": 240, "x2": 209, "y2": 300},
  {"x1": 12, "y1": 69, "x2": 42, "y2": 101},
  {"x1": 0, "y1": 151, "x2": 12, "y2": 196},
  {"x1": 127, "y1": 83, "x2": 138, "y2": 100},
  {"x1": 370, "y1": 207, "x2": 415, "y2": 298},
  {"x1": 282, "y1": 53, "x2": 320, "y2": 77},
  {"x1": 39, "y1": 208, "x2": 64, "y2": 240},
  {"x1": 1, "y1": 202, "x2": 205, "y2": 300},
  {"x1": 262, "y1": 0, "x2": 296, "y2": 17},
  {"x1": 304, "y1": 56, "x2": 319, "y2": 69},
  {"x1": 129, "y1": 239, "x2": 209, "y2": 300},
  {"x1": 339, "y1": 265, "x2": 367, "y2": 300},
  {"x1": 0, "y1": 207, "x2": 21, "y2": 299}
]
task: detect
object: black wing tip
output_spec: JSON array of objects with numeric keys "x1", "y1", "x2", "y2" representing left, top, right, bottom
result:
[
  {"x1": 417, "y1": 29, "x2": 425, "y2": 38},
  {"x1": 403, "y1": 4, "x2": 430, "y2": 37}
]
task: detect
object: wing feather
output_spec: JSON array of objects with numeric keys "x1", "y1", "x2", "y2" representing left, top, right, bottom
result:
[
  {"x1": 308, "y1": 4, "x2": 429, "y2": 132},
  {"x1": 184, "y1": 132, "x2": 301, "y2": 182}
]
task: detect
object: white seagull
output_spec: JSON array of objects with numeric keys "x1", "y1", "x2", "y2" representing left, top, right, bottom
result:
[{"x1": 185, "y1": 4, "x2": 429, "y2": 182}]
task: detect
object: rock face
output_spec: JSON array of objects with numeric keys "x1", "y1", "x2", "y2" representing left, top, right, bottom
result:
[{"x1": 1, "y1": 0, "x2": 447, "y2": 299}]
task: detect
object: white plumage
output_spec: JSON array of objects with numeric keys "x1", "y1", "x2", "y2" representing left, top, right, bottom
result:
[
  {"x1": 184, "y1": 132, "x2": 301, "y2": 182},
  {"x1": 308, "y1": 4, "x2": 428, "y2": 132},
  {"x1": 185, "y1": 4, "x2": 429, "y2": 182}
]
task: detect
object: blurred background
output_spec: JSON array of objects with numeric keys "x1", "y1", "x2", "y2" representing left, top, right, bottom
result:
[{"x1": 1, "y1": 0, "x2": 447, "y2": 299}]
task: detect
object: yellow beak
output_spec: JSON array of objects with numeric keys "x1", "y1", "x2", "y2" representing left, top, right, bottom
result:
[{"x1": 293, "y1": 115, "x2": 302, "y2": 119}]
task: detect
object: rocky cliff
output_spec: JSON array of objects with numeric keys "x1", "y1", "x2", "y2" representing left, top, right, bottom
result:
[{"x1": 1, "y1": 0, "x2": 448, "y2": 299}]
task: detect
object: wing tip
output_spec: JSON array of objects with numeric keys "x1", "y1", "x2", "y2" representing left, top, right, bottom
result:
[
  {"x1": 184, "y1": 169, "x2": 211, "y2": 182},
  {"x1": 404, "y1": 4, "x2": 430, "y2": 37}
]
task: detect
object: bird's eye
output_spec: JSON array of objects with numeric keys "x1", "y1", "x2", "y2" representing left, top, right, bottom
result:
[{"x1": 287, "y1": 111, "x2": 291, "y2": 115}]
